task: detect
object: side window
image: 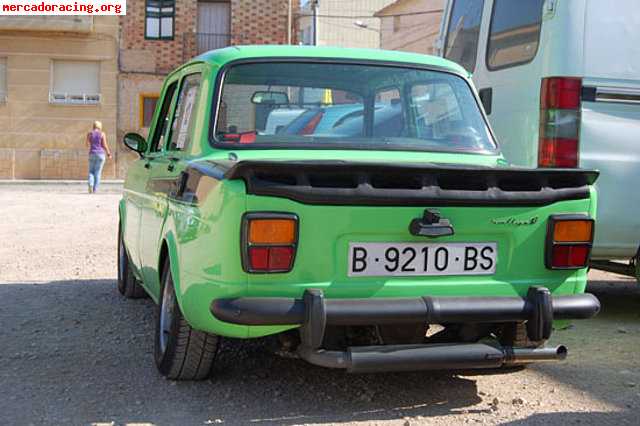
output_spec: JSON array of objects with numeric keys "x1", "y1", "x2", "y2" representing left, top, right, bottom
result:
[
  {"x1": 166, "y1": 73, "x2": 202, "y2": 151},
  {"x1": 149, "y1": 81, "x2": 178, "y2": 152},
  {"x1": 444, "y1": 0, "x2": 484, "y2": 73},
  {"x1": 487, "y1": 0, "x2": 544, "y2": 70}
]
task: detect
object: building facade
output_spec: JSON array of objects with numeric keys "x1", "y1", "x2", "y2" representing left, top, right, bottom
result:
[
  {"x1": 375, "y1": 0, "x2": 444, "y2": 55},
  {"x1": 0, "y1": 16, "x2": 119, "y2": 179},
  {"x1": 118, "y1": 0, "x2": 298, "y2": 177},
  {"x1": 299, "y1": 0, "x2": 395, "y2": 49}
]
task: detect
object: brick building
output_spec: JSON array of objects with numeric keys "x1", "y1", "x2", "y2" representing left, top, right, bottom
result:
[
  {"x1": 118, "y1": 0, "x2": 298, "y2": 176},
  {"x1": 0, "y1": 16, "x2": 119, "y2": 179}
]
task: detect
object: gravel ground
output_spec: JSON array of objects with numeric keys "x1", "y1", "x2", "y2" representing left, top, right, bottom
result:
[{"x1": 1, "y1": 184, "x2": 639, "y2": 426}]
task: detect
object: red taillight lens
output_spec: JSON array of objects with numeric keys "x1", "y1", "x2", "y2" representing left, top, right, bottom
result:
[
  {"x1": 541, "y1": 77, "x2": 581, "y2": 109},
  {"x1": 248, "y1": 247, "x2": 269, "y2": 270},
  {"x1": 247, "y1": 246, "x2": 294, "y2": 271},
  {"x1": 546, "y1": 215, "x2": 594, "y2": 269},
  {"x1": 539, "y1": 138, "x2": 579, "y2": 167},
  {"x1": 539, "y1": 77, "x2": 582, "y2": 168},
  {"x1": 243, "y1": 213, "x2": 298, "y2": 273},
  {"x1": 551, "y1": 245, "x2": 590, "y2": 268}
]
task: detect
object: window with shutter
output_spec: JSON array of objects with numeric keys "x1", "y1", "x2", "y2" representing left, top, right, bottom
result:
[{"x1": 50, "y1": 60, "x2": 100, "y2": 105}]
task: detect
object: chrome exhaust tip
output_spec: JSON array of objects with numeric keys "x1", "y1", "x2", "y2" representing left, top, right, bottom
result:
[{"x1": 506, "y1": 345, "x2": 568, "y2": 365}]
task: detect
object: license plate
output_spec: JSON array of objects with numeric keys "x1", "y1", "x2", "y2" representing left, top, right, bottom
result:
[{"x1": 348, "y1": 242, "x2": 497, "y2": 277}]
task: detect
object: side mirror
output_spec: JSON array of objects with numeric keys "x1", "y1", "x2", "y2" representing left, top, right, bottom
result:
[{"x1": 123, "y1": 133, "x2": 148, "y2": 157}]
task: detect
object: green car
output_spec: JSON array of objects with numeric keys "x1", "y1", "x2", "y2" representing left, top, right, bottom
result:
[{"x1": 119, "y1": 45, "x2": 601, "y2": 381}]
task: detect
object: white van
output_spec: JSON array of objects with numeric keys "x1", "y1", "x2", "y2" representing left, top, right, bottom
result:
[{"x1": 437, "y1": 0, "x2": 640, "y2": 277}]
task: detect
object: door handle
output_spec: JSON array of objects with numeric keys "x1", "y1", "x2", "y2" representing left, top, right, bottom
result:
[
  {"x1": 478, "y1": 88, "x2": 493, "y2": 115},
  {"x1": 167, "y1": 163, "x2": 175, "y2": 172}
]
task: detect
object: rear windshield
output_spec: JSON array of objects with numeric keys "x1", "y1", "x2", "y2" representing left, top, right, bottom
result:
[{"x1": 213, "y1": 62, "x2": 496, "y2": 154}]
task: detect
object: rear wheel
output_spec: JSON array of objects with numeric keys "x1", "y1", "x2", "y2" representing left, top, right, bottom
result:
[
  {"x1": 154, "y1": 259, "x2": 219, "y2": 381},
  {"x1": 117, "y1": 223, "x2": 146, "y2": 299}
]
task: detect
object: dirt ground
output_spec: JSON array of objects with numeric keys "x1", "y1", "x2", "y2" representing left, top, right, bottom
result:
[{"x1": 1, "y1": 184, "x2": 639, "y2": 426}]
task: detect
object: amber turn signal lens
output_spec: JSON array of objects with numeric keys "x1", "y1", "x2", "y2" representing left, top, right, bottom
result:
[
  {"x1": 248, "y1": 219, "x2": 296, "y2": 244},
  {"x1": 553, "y1": 220, "x2": 593, "y2": 242}
]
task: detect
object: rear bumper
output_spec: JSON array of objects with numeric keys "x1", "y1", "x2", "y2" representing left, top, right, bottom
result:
[{"x1": 210, "y1": 287, "x2": 600, "y2": 372}]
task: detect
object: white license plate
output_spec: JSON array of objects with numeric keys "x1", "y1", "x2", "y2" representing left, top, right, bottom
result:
[{"x1": 348, "y1": 242, "x2": 497, "y2": 277}]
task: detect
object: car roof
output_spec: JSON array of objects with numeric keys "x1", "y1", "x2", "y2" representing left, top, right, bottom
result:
[{"x1": 190, "y1": 45, "x2": 468, "y2": 76}]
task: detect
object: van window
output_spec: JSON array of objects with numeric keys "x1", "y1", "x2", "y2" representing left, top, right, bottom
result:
[
  {"x1": 444, "y1": 0, "x2": 484, "y2": 73},
  {"x1": 487, "y1": 0, "x2": 544, "y2": 70}
]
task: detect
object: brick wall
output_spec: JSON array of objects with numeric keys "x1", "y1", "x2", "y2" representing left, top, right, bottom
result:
[
  {"x1": 120, "y1": 0, "x2": 298, "y2": 73},
  {"x1": 119, "y1": 0, "x2": 197, "y2": 74},
  {"x1": 230, "y1": 0, "x2": 298, "y2": 45}
]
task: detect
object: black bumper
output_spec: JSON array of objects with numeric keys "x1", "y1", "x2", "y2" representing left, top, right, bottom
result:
[{"x1": 211, "y1": 287, "x2": 600, "y2": 372}]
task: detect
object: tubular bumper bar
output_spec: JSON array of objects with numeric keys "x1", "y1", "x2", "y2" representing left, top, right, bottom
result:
[
  {"x1": 211, "y1": 287, "x2": 600, "y2": 344},
  {"x1": 211, "y1": 287, "x2": 598, "y2": 372}
]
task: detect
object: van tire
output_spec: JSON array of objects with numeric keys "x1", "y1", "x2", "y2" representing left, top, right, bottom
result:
[
  {"x1": 117, "y1": 223, "x2": 147, "y2": 299},
  {"x1": 154, "y1": 259, "x2": 219, "y2": 381}
]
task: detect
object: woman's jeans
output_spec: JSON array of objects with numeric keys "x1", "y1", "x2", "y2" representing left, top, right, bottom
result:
[{"x1": 88, "y1": 153, "x2": 106, "y2": 192}]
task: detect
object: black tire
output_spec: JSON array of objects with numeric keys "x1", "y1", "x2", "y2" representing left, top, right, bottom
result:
[
  {"x1": 154, "y1": 259, "x2": 219, "y2": 381},
  {"x1": 117, "y1": 222, "x2": 147, "y2": 299}
]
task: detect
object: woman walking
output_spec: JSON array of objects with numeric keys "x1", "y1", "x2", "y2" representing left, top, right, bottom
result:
[{"x1": 86, "y1": 121, "x2": 112, "y2": 193}]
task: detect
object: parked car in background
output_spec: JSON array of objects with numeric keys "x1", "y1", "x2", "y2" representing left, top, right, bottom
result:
[
  {"x1": 263, "y1": 108, "x2": 305, "y2": 134},
  {"x1": 437, "y1": 0, "x2": 640, "y2": 281},
  {"x1": 118, "y1": 45, "x2": 600, "y2": 381}
]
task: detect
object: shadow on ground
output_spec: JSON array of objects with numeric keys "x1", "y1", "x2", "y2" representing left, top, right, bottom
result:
[
  {"x1": 0, "y1": 277, "x2": 637, "y2": 425},
  {"x1": 0, "y1": 279, "x2": 485, "y2": 425}
]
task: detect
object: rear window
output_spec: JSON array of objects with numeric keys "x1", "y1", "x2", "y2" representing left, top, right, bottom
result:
[
  {"x1": 487, "y1": 0, "x2": 544, "y2": 70},
  {"x1": 213, "y1": 62, "x2": 496, "y2": 154},
  {"x1": 444, "y1": 0, "x2": 484, "y2": 73}
]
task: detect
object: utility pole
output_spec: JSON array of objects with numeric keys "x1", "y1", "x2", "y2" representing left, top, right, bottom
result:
[{"x1": 312, "y1": 0, "x2": 319, "y2": 45}]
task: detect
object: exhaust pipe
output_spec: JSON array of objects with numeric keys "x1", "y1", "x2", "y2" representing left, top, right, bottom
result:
[
  {"x1": 298, "y1": 343, "x2": 568, "y2": 373},
  {"x1": 505, "y1": 345, "x2": 568, "y2": 365}
]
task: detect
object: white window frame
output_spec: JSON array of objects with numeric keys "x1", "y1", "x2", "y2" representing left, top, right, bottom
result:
[{"x1": 49, "y1": 60, "x2": 101, "y2": 105}]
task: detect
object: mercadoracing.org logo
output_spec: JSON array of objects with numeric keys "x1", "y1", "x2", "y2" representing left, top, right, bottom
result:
[{"x1": 0, "y1": 0, "x2": 125, "y2": 15}]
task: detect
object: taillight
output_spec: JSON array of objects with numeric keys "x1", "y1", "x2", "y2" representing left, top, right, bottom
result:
[
  {"x1": 539, "y1": 77, "x2": 582, "y2": 168},
  {"x1": 300, "y1": 111, "x2": 324, "y2": 135},
  {"x1": 242, "y1": 213, "x2": 298, "y2": 273},
  {"x1": 546, "y1": 215, "x2": 594, "y2": 269}
]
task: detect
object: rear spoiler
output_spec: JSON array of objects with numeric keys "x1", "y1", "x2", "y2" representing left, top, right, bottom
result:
[{"x1": 194, "y1": 160, "x2": 598, "y2": 207}]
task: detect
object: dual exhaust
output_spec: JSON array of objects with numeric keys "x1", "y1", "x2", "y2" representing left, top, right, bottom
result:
[{"x1": 298, "y1": 343, "x2": 568, "y2": 373}]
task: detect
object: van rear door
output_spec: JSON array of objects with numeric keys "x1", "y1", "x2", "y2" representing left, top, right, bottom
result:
[
  {"x1": 579, "y1": 0, "x2": 640, "y2": 258},
  {"x1": 468, "y1": 0, "x2": 546, "y2": 168}
]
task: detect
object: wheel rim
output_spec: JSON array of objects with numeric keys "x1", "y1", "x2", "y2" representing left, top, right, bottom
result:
[{"x1": 159, "y1": 276, "x2": 176, "y2": 355}]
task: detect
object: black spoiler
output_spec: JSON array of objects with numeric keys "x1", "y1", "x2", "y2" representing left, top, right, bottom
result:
[{"x1": 192, "y1": 160, "x2": 599, "y2": 207}]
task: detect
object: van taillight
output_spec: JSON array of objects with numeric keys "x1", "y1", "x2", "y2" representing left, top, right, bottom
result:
[{"x1": 539, "y1": 77, "x2": 582, "y2": 168}]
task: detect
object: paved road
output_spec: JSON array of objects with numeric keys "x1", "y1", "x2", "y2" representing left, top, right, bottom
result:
[{"x1": 0, "y1": 185, "x2": 639, "y2": 425}]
